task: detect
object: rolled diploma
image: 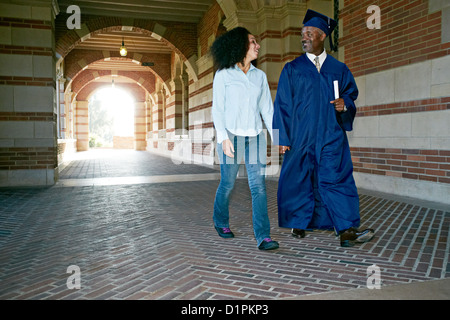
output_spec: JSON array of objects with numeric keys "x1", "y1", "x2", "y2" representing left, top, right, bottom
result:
[{"x1": 333, "y1": 80, "x2": 339, "y2": 99}]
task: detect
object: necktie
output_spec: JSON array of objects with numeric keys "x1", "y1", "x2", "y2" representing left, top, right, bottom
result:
[{"x1": 314, "y1": 56, "x2": 320, "y2": 73}]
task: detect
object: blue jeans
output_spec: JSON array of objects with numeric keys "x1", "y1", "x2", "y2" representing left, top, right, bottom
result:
[{"x1": 213, "y1": 132, "x2": 271, "y2": 247}]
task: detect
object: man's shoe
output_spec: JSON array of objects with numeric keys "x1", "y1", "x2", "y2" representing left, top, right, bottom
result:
[
  {"x1": 291, "y1": 228, "x2": 306, "y2": 238},
  {"x1": 215, "y1": 226, "x2": 235, "y2": 238},
  {"x1": 340, "y1": 227, "x2": 375, "y2": 247},
  {"x1": 258, "y1": 238, "x2": 279, "y2": 250}
]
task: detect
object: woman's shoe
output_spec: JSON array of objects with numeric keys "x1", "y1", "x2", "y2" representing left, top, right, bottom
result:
[
  {"x1": 258, "y1": 238, "x2": 279, "y2": 250},
  {"x1": 215, "y1": 226, "x2": 235, "y2": 238}
]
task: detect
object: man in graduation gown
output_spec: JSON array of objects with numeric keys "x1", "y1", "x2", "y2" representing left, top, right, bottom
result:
[{"x1": 273, "y1": 10, "x2": 375, "y2": 247}]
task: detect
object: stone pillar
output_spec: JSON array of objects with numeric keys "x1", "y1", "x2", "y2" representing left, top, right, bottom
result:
[
  {"x1": 134, "y1": 102, "x2": 147, "y2": 151},
  {"x1": 256, "y1": 3, "x2": 305, "y2": 91},
  {"x1": 0, "y1": 0, "x2": 58, "y2": 187},
  {"x1": 75, "y1": 100, "x2": 89, "y2": 151},
  {"x1": 57, "y1": 77, "x2": 66, "y2": 139},
  {"x1": 170, "y1": 77, "x2": 184, "y2": 135},
  {"x1": 65, "y1": 91, "x2": 75, "y2": 139},
  {"x1": 145, "y1": 98, "x2": 152, "y2": 136},
  {"x1": 151, "y1": 91, "x2": 161, "y2": 131}
]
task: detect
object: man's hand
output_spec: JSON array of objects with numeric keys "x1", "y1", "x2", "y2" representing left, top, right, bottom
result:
[
  {"x1": 222, "y1": 139, "x2": 235, "y2": 158},
  {"x1": 330, "y1": 98, "x2": 346, "y2": 112},
  {"x1": 279, "y1": 145, "x2": 291, "y2": 154}
]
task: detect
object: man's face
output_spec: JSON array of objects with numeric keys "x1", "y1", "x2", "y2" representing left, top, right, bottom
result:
[{"x1": 301, "y1": 26, "x2": 326, "y2": 55}]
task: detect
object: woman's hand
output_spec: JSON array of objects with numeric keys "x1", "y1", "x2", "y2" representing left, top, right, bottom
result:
[{"x1": 222, "y1": 139, "x2": 235, "y2": 158}]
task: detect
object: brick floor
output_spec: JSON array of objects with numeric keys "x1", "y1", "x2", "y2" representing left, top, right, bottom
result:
[{"x1": 0, "y1": 149, "x2": 449, "y2": 300}]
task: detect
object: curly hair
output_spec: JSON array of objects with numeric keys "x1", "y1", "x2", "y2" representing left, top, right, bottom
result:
[{"x1": 209, "y1": 27, "x2": 252, "y2": 70}]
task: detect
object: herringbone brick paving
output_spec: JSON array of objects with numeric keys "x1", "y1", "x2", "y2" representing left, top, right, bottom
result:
[{"x1": 0, "y1": 150, "x2": 449, "y2": 300}]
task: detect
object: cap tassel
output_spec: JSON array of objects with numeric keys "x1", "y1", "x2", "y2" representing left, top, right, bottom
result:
[
  {"x1": 327, "y1": 17, "x2": 335, "y2": 52},
  {"x1": 329, "y1": 34, "x2": 334, "y2": 52}
]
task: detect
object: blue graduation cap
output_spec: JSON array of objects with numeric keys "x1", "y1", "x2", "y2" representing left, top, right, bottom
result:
[{"x1": 303, "y1": 9, "x2": 337, "y2": 51}]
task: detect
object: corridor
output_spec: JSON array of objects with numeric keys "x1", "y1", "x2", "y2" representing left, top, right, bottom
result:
[{"x1": 0, "y1": 149, "x2": 449, "y2": 300}]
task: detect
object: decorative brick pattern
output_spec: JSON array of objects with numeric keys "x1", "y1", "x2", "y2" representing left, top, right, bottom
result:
[
  {"x1": 357, "y1": 97, "x2": 450, "y2": 117},
  {"x1": 0, "y1": 45, "x2": 53, "y2": 57},
  {"x1": 0, "y1": 76, "x2": 54, "y2": 87},
  {"x1": 0, "y1": 17, "x2": 52, "y2": 29},
  {"x1": 352, "y1": 147, "x2": 450, "y2": 184},
  {"x1": 55, "y1": 14, "x2": 198, "y2": 61},
  {"x1": 76, "y1": 82, "x2": 146, "y2": 102},
  {"x1": 197, "y1": 2, "x2": 224, "y2": 57},
  {"x1": 0, "y1": 112, "x2": 55, "y2": 122},
  {"x1": 341, "y1": 0, "x2": 450, "y2": 77},
  {"x1": 0, "y1": 147, "x2": 57, "y2": 170},
  {"x1": 65, "y1": 50, "x2": 170, "y2": 84},
  {"x1": 0, "y1": 150, "x2": 448, "y2": 300},
  {"x1": 0, "y1": 3, "x2": 57, "y2": 179},
  {"x1": 192, "y1": 142, "x2": 213, "y2": 156},
  {"x1": 259, "y1": 27, "x2": 303, "y2": 65}
]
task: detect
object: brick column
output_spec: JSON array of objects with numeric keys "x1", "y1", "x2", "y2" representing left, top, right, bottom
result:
[
  {"x1": 0, "y1": 0, "x2": 58, "y2": 186},
  {"x1": 134, "y1": 102, "x2": 147, "y2": 151},
  {"x1": 57, "y1": 77, "x2": 66, "y2": 139},
  {"x1": 169, "y1": 77, "x2": 184, "y2": 134},
  {"x1": 75, "y1": 100, "x2": 89, "y2": 151},
  {"x1": 145, "y1": 99, "x2": 152, "y2": 136}
]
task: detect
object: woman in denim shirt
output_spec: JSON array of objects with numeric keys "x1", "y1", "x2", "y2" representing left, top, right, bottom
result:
[{"x1": 210, "y1": 27, "x2": 278, "y2": 250}]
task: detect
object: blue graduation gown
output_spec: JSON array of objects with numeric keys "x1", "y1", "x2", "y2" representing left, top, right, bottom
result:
[{"x1": 273, "y1": 54, "x2": 360, "y2": 233}]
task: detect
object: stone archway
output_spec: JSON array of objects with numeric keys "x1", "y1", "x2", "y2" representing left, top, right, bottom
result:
[
  {"x1": 72, "y1": 76, "x2": 149, "y2": 152},
  {"x1": 55, "y1": 19, "x2": 199, "y2": 81},
  {"x1": 56, "y1": 18, "x2": 200, "y2": 157}
]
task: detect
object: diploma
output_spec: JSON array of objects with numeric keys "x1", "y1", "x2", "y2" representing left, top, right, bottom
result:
[{"x1": 333, "y1": 80, "x2": 339, "y2": 99}]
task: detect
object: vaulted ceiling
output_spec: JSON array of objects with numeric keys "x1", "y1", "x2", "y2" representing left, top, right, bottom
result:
[
  {"x1": 56, "y1": 0, "x2": 216, "y2": 91},
  {"x1": 57, "y1": 0, "x2": 217, "y2": 23}
]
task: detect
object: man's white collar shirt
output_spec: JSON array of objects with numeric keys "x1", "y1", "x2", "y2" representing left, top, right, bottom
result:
[
  {"x1": 306, "y1": 49, "x2": 327, "y2": 69},
  {"x1": 212, "y1": 64, "x2": 274, "y2": 144}
]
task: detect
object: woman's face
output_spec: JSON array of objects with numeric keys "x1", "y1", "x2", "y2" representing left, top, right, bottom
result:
[{"x1": 245, "y1": 34, "x2": 260, "y2": 62}]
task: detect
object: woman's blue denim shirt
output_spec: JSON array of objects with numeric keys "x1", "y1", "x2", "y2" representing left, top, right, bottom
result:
[{"x1": 212, "y1": 64, "x2": 274, "y2": 144}]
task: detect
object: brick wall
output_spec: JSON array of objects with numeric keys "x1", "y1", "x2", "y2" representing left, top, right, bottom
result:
[
  {"x1": 340, "y1": 0, "x2": 450, "y2": 203},
  {"x1": 55, "y1": 14, "x2": 198, "y2": 62},
  {"x1": 352, "y1": 147, "x2": 450, "y2": 184},
  {"x1": 113, "y1": 136, "x2": 133, "y2": 149},
  {"x1": 64, "y1": 49, "x2": 171, "y2": 84},
  {"x1": 77, "y1": 82, "x2": 146, "y2": 102},
  {"x1": 72, "y1": 69, "x2": 153, "y2": 100},
  {"x1": 0, "y1": 2, "x2": 57, "y2": 186},
  {"x1": 179, "y1": 3, "x2": 224, "y2": 162},
  {"x1": 341, "y1": 0, "x2": 450, "y2": 77},
  {"x1": 197, "y1": 2, "x2": 224, "y2": 57}
]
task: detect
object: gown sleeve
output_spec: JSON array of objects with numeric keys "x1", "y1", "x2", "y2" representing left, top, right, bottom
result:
[
  {"x1": 338, "y1": 65, "x2": 358, "y2": 132},
  {"x1": 273, "y1": 64, "x2": 293, "y2": 146}
]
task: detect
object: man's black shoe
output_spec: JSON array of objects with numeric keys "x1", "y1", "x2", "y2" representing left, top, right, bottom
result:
[{"x1": 291, "y1": 228, "x2": 306, "y2": 238}]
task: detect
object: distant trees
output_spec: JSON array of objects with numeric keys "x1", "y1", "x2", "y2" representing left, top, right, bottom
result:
[
  {"x1": 89, "y1": 94, "x2": 114, "y2": 148},
  {"x1": 88, "y1": 87, "x2": 135, "y2": 148}
]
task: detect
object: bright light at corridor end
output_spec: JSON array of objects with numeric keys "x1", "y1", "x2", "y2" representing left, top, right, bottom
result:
[{"x1": 97, "y1": 87, "x2": 134, "y2": 136}]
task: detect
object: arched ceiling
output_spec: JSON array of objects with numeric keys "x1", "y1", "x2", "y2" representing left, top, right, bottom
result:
[
  {"x1": 73, "y1": 29, "x2": 173, "y2": 55},
  {"x1": 57, "y1": 0, "x2": 217, "y2": 23},
  {"x1": 56, "y1": 0, "x2": 217, "y2": 97}
]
